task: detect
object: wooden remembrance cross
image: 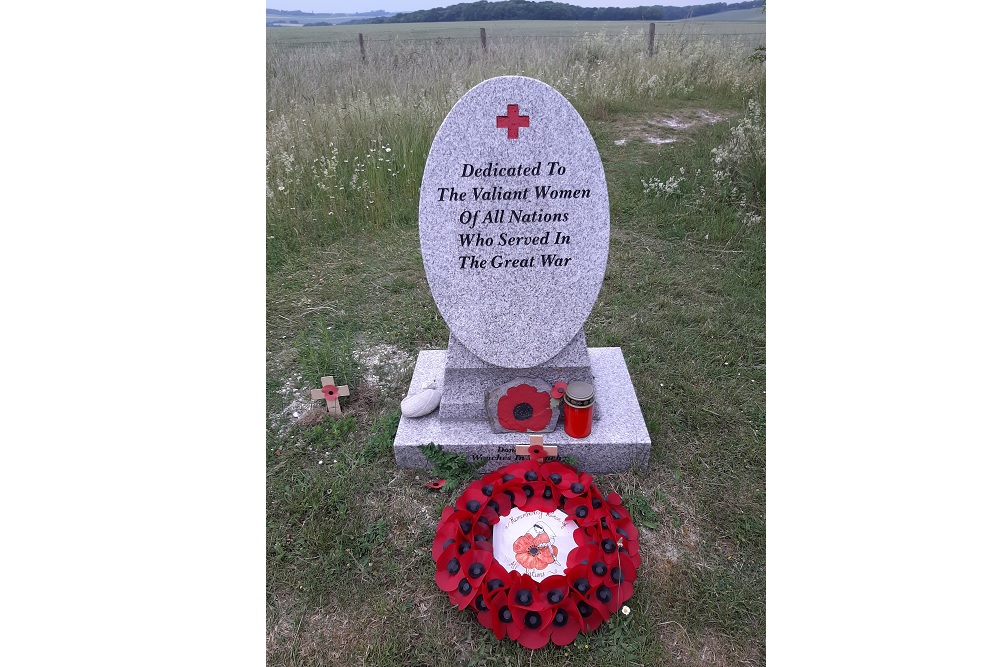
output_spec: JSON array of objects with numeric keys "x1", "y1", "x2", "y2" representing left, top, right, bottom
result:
[{"x1": 311, "y1": 376, "x2": 350, "y2": 417}]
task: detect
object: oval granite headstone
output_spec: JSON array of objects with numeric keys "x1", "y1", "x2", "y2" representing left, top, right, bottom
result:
[{"x1": 419, "y1": 76, "x2": 610, "y2": 368}]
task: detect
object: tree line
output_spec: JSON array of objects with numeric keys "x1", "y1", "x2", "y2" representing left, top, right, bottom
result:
[{"x1": 347, "y1": 0, "x2": 763, "y2": 24}]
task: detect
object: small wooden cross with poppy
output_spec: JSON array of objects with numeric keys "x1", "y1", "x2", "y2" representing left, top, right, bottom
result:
[{"x1": 310, "y1": 376, "x2": 350, "y2": 417}]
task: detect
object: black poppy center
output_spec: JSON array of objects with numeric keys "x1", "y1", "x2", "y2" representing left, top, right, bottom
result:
[
  {"x1": 524, "y1": 471, "x2": 538, "y2": 482},
  {"x1": 475, "y1": 595, "x2": 488, "y2": 612},
  {"x1": 447, "y1": 558, "x2": 460, "y2": 575},
  {"x1": 513, "y1": 402, "x2": 534, "y2": 421},
  {"x1": 549, "y1": 473, "x2": 562, "y2": 485},
  {"x1": 487, "y1": 578, "x2": 504, "y2": 592},
  {"x1": 597, "y1": 585, "x2": 612, "y2": 603},
  {"x1": 469, "y1": 562, "x2": 485, "y2": 578},
  {"x1": 458, "y1": 578, "x2": 472, "y2": 595},
  {"x1": 553, "y1": 609, "x2": 569, "y2": 627},
  {"x1": 610, "y1": 567, "x2": 623, "y2": 583},
  {"x1": 592, "y1": 561, "x2": 607, "y2": 576},
  {"x1": 515, "y1": 589, "x2": 533, "y2": 606},
  {"x1": 525, "y1": 611, "x2": 542, "y2": 629},
  {"x1": 500, "y1": 606, "x2": 513, "y2": 623},
  {"x1": 547, "y1": 589, "x2": 563, "y2": 604},
  {"x1": 465, "y1": 500, "x2": 481, "y2": 512}
]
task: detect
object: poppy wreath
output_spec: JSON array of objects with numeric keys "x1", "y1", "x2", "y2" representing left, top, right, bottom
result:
[{"x1": 432, "y1": 458, "x2": 641, "y2": 649}]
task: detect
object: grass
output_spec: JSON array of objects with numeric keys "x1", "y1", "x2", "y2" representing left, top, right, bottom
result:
[{"x1": 267, "y1": 22, "x2": 764, "y2": 667}]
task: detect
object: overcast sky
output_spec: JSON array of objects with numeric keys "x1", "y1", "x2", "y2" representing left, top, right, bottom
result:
[{"x1": 267, "y1": 1, "x2": 727, "y2": 13}]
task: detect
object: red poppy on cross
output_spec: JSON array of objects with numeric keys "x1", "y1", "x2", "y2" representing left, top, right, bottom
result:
[
  {"x1": 516, "y1": 434, "x2": 558, "y2": 461},
  {"x1": 310, "y1": 376, "x2": 350, "y2": 416}
]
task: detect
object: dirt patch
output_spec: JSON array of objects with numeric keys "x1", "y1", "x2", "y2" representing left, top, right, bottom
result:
[
  {"x1": 270, "y1": 374, "x2": 313, "y2": 433},
  {"x1": 353, "y1": 342, "x2": 414, "y2": 395},
  {"x1": 609, "y1": 108, "x2": 736, "y2": 147}
]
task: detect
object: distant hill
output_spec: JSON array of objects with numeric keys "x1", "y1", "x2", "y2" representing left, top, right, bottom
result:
[
  {"x1": 266, "y1": 8, "x2": 396, "y2": 26},
  {"x1": 266, "y1": 9, "x2": 392, "y2": 17},
  {"x1": 346, "y1": 1, "x2": 764, "y2": 24},
  {"x1": 684, "y1": 7, "x2": 764, "y2": 21}
]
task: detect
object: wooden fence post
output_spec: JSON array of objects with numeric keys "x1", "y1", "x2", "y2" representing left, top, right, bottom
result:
[
  {"x1": 480, "y1": 27, "x2": 487, "y2": 51},
  {"x1": 358, "y1": 32, "x2": 367, "y2": 63},
  {"x1": 648, "y1": 22, "x2": 655, "y2": 57}
]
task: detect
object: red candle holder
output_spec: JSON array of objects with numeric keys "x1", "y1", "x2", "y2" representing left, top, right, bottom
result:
[{"x1": 563, "y1": 381, "x2": 595, "y2": 438}]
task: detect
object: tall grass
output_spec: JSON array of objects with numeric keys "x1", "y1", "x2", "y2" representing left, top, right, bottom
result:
[{"x1": 265, "y1": 27, "x2": 764, "y2": 272}]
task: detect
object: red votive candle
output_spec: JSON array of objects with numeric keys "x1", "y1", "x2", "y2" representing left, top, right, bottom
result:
[{"x1": 563, "y1": 381, "x2": 595, "y2": 438}]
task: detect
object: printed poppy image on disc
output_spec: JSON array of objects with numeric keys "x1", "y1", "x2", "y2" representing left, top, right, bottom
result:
[{"x1": 492, "y1": 508, "x2": 578, "y2": 582}]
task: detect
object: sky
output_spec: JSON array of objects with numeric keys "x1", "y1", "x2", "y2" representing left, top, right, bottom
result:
[{"x1": 266, "y1": 1, "x2": 728, "y2": 13}]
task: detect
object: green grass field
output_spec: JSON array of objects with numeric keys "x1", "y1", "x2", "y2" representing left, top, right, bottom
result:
[{"x1": 267, "y1": 20, "x2": 764, "y2": 666}]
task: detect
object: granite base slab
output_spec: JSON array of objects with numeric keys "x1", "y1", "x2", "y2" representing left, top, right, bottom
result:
[{"x1": 394, "y1": 347, "x2": 650, "y2": 474}]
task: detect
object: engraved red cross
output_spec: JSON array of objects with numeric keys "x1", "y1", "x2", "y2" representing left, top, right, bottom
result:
[{"x1": 496, "y1": 104, "x2": 530, "y2": 139}]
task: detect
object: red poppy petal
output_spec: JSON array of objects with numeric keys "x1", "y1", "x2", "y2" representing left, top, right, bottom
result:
[
  {"x1": 517, "y1": 624, "x2": 553, "y2": 650},
  {"x1": 512, "y1": 534, "x2": 535, "y2": 554},
  {"x1": 459, "y1": 546, "x2": 493, "y2": 585},
  {"x1": 320, "y1": 384, "x2": 338, "y2": 399},
  {"x1": 511, "y1": 606, "x2": 554, "y2": 649},
  {"x1": 549, "y1": 606, "x2": 581, "y2": 646},
  {"x1": 434, "y1": 544, "x2": 463, "y2": 591},
  {"x1": 432, "y1": 522, "x2": 460, "y2": 560},
  {"x1": 425, "y1": 478, "x2": 446, "y2": 490}
]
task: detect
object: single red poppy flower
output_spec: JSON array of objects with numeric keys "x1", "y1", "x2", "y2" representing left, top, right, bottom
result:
[
  {"x1": 564, "y1": 495, "x2": 602, "y2": 527},
  {"x1": 511, "y1": 604, "x2": 554, "y2": 649},
  {"x1": 432, "y1": 520, "x2": 462, "y2": 560},
  {"x1": 549, "y1": 602, "x2": 583, "y2": 646},
  {"x1": 506, "y1": 572, "x2": 540, "y2": 604},
  {"x1": 425, "y1": 478, "x2": 446, "y2": 490},
  {"x1": 497, "y1": 384, "x2": 553, "y2": 432},
  {"x1": 519, "y1": 481, "x2": 558, "y2": 513},
  {"x1": 434, "y1": 541, "x2": 463, "y2": 591},
  {"x1": 459, "y1": 542, "x2": 494, "y2": 587},
  {"x1": 485, "y1": 590, "x2": 520, "y2": 641},
  {"x1": 527, "y1": 443, "x2": 547, "y2": 461},
  {"x1": 320, "y1": 384, "x2": 339, "y2": 399},
  {"x1": 551, "y1": 381, "x2": 568, "y2": 400}
]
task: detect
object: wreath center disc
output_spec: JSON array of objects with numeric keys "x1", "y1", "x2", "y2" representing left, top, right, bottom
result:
[{"x1": 492, "y1": 508, "x2": 580, "y2": 582}]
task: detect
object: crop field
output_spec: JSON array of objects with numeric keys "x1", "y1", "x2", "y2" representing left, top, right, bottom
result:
[
  {"x1": 267, "y1": 17, "x2": 765, "y2": 667},
  {"x1": 266, "y1": 17, "x2": 766, "y2": 48}
]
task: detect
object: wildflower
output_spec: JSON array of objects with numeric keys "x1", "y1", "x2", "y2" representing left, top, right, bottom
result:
[{"x1": 622, "y1": 605, "x2": 631, "y2": 615}]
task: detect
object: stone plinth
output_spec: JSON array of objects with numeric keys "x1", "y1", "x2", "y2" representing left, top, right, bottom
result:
[{"x1": 394, "y1": 347, "x2": 650, "y2": 474}]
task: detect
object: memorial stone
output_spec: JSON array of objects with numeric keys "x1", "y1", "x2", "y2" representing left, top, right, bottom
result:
[{"x1": 393, "y1": 76, "x2": 650, "y2": 472}]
